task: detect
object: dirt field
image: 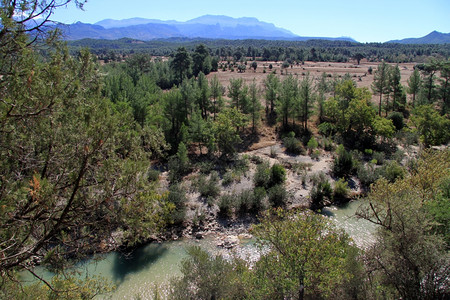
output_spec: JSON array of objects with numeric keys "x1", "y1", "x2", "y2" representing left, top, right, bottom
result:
[{"x1": 207, "y1": 60, "x2": 416, "y2": 104}]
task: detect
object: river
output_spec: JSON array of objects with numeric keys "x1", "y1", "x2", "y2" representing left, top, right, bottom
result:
[{"x1": 20, "y1": 200, "x2": 377, "y2": 299}]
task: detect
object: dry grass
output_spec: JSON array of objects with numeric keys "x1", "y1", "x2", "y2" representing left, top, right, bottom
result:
[{"x1": 207, "y1": 60, "x2": 416, "y2": 104}]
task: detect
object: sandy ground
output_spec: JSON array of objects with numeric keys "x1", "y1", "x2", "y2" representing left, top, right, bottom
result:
[{"x1": 207, "y1": 60, "x2": 416, "y2": 105}]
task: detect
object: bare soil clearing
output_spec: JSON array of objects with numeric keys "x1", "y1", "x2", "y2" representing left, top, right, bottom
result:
[{"x1": 208, "y1": 60, "x2": 416, "y2": 104}]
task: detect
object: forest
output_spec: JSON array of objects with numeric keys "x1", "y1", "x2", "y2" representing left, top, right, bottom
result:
[{"x1": 0, "y1": 1, "x2": 449, "y2": 299}]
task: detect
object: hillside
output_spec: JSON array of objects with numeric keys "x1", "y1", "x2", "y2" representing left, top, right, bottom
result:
[
  {"x1": 59, "y1": 15, "x2": 356, "y2": 41},
  {"x1": 388, "y1": 31, "x2": 450, "y2": 44}
]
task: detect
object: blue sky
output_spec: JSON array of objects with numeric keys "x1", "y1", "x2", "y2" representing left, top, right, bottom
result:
[{"x1": 51, "y1": 0, "x2": 450, "y2": 43}]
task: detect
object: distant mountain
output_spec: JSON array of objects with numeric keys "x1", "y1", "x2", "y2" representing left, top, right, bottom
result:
[
  {"x1": 58, "y1": 15, "x2": 356, "y2": 42},
  {"x1": 387, "y1": 31, "x2": 450, "y2": 44}
]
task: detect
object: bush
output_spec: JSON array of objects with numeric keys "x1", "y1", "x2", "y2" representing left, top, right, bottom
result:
[
  {"x1": 318, "y1": 122, "x2": 337, "y2": 137},
  {"x1": 147, "y1": 169, "x2": 160, "y2": 182},
  {"x1": 254, "y1": 161, "x2": 271, "y2": 188},
  {"x1": 380, "y1": 161, "x2": 405, "y2": 183},
  {"x1": 333, "y1": 145, "x2": 354, "y2": 178},
  {"x1": 268, "y1": 185, "x2": 288, "y2": 208},
  {"x1": 307, "y1": 137, "x2": 319, "y2": 152},
  {"x1": 310, "y1": 173, "x2": 332, "y2": 210},
  {"x1": 222, "y1": 171, "x2": 234, "y2": 186},
  {"x1": 270, "y1": 164, "x2": 287, "y2": 186},
  {"x1": 333, "y1": 178, "x2": 350, "y2": 202},
  {"x1": 357, "y1": 163, "x2": 378, "y2": 187},
  {"x1": 387, "y1": 112, "x2": 404, "y2": 131},
  {"x1": 283, "y1": 132, "x2": 305, "y2": 155},
  {"x1": 195, "y1": 172, "x2": 221, "y2": 201},
  {"x1": 218, "y1": 194, "x2": 236, "y2": 218},
  {"x1": 167, "y1": 183, "x2": 188, "y2": 225},
  {"x1": 372, "y1": 151, "x2": 385, "y2": 165}
]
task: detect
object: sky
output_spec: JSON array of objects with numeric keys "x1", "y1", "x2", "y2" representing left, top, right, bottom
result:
[{"x1": 50, "y1": 0, "x2": 450, "y2": 43}]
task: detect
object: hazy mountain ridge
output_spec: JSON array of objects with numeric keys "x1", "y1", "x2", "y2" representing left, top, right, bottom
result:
[
  {"x1": 60, "y1": 15, "x2": 356, "y2": 42},
  {"x1": 387, "y1": 31, "x2": 450, "y2": 44}
]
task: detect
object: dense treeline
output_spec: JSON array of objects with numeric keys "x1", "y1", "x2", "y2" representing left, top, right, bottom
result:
[{"x1": 69, "y1": 37, "x2": 450, "y2": 64}]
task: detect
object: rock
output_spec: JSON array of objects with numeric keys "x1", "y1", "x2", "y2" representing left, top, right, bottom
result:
[
  {"x1": 195, "y1": 232, "x2": 204, "y2": 240},
  {"x1": 217, "y1": 235, "x2": 240, "y2": 249}
]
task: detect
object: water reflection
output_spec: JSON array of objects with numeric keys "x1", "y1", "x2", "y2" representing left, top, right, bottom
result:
[{"x1": 111, "y1": 243, "x2": 169, "y2": 283}]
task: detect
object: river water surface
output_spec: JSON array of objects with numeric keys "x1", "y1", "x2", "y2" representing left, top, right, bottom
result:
[{"x1": 21, "y1": 200, "x2": 377, "y2": 299}]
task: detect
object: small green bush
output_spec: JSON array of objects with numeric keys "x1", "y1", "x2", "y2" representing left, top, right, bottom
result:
[
  {"x1": 307, "y1": 137, "x2": 319, "y2": 152},
  {"x1": 195, "y1": 171, "x2": 220, "y2": 201},
  {"x1": 270, "y1": 164, "x2": 287, "y2": 186},
  {"x1": 283, "y1": 132, "x2": 305, "y2": 155},
  {"x1": 268, "y1": 185, "x2": 288, "y2": 208},
  {"x1": 333, "y1": 146, "x2": 354, "y2": 178},
  {"x1": 218, "y1": 194, "x2": 235, "y2": 218},
  {"x1": 221, "y1": 171, "x2": 234, "y2": 186},
  {"x1": 372, "y1": 151, "x2": 385, "y2": 165},
  {"x1": 310, "y1": 174, "x2": 332, "y2": 210},
  {"x1": 147, "y1": 169, "x2": 160, "y2": 182},
  {"x1": 167, "y1": 183, "x2": 187, "y2": 225},
  {"x1": 380, "y1": 161, "x2": 405, "y2": 183},
  {"x1": 333, "y1": 178, "x2": 350, "y2": 202},
  {"x1": 254, "y1": 161, "x2": 271, "y2": 188},
  {"x1": 318, "y1": 122, "x2": 337, "y2": 137},
  {"x1": 387, "y1": 111, "x2": 405, "y2": 131}
]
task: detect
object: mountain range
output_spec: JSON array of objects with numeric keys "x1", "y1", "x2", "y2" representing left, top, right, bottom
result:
[
  {"x1": 387, "y1": 31, "x2": 450, "y2": 44},
  {"x1": 58, "y1": 15, "x2": 356, "y2": 42},
  {"x1": 57, "y1": 15, "x2": 449, "y2": 44}
]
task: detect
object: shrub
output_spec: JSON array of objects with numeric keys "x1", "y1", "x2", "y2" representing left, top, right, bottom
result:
[
  {"x1": 222, "y1": 171, "x2": 234, "y2": 186},
  {"x1": 147, "y1": 169, "x2": 160, "y2": 182},
  {"x1": 318, "y1": 122, "x2": 337, "y2": 137},
  {"x1": 254, "y1": 161, "x2": 271, "y2": 188},
  {"x1": 307, "y1": 137, "x2": 319, "y2": 152},
  {"x1": 283, "y1": 132, "x2": 305, "y2": 155},
  {"x1": 357, "y1": 163, "x2": 378, "y2": 187},
  {"x1": 218, "y1": 194, "x2": 236, "y2": 218},
  {"x1": 195, "y1": 172, "x2": 220, "y2": 201},
  {"x1": 270, "y1": 146, "x2": 277, "y2": 158},
  {"x1": 270, "y1": 164, "x2": 287, "y2": 186},
  {"x1": 167, "y1": 183, "x2": 188, "y2": 225},
  {"x1": 372, "y1": 151, "x2": 385, "y2": 165},
  {"x1": 310, "y1": 174, "x2": 332, "y2": 210},
  {"x1": 311, "y1": 150, "x2": 321, "y2": 161},
  {"x1": 387, "y1": 112, "x2": 405, "y2": 131},
  {"x1": 333, "y1": 145, "x2": 354, "y2": 178},
  {"x1": 268, "y1": 185, "x2": 288, "y2": 208},
  {"x1": 333, "y1": 178, "x2": 350, "y2": 202},
  {"x1": 380, "y1": 161, "x2": 405, "y2": 183}
]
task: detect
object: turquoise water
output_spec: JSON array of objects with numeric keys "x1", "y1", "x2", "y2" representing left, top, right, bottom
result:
[
  {"x1": 321, "y1": 200, "x2": 378, "y2": 248},
  {"x1": 21, "y1": 201, "x2": 376, "y2": 298}
]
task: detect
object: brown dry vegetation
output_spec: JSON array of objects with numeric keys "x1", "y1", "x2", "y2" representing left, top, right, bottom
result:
[{"x1": 207, "y1": 60, "x2": 415, "y2": 104}]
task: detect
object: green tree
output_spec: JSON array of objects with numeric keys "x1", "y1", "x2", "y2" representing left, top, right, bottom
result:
[
  {"x1": 372, "y1": 61, "x2": 390, "y2": 116},
  {"x1": 0, "y1": 45, "x2": 165, "y2": 286},
  {"x1": 411, "y1": 105, "x2": 450, "y2": 147},
  {"x1": 196, "y1": 72, "x2": 211, "y2": 119},
  {"x1": 407, "y1": 68, "x2": 422, "y2": 107},
  {"x1": 298, "y1": 73, "x2": 315, "y2": 131},
  {"x1": 248, "y1": 80, "x2": 262, "y2": 133},
  {"x1": 264, "y1": 72, "x2": 280, "y2": 115},
  {"x1": 213, "y1": 108, "x2": 247, "y2": 157},
  {"x1": 357, "y1": 150, "x2": 450, "y2": 300},
  {"x1": 171, "y1": 47, "x2": 192, "y2": 84},
  {"x1": 388, "y1": 64, "x2": 406, "y2": 112},
  {"x1": 169, "y1": 246, "x2": 247, "y2": 300},
  {"x1": 209, "y1": 74, "x2": 224, "y2": 120},
  {"x1": 228, "y1": 77, "x2": 248, "y2": 113},
  {"x1": 192, "y1": 44, "x2": 212, "y2": 77},
  {"x1": 251, "y1": 209, "x2": 359, "y2": 300},
  {"x1": 277, "y1": 74, "x2": 298, "y2": 128}
]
